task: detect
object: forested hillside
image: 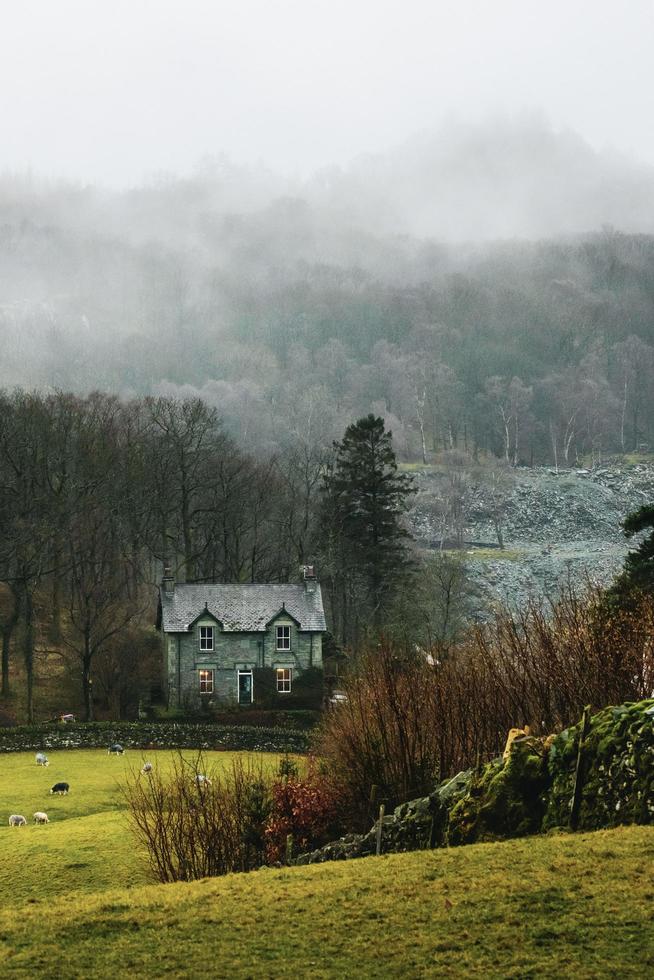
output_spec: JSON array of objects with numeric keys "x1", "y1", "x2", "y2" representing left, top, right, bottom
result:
[{"x1": 2, "y1": 122, "x2": 654, "y2": 465}]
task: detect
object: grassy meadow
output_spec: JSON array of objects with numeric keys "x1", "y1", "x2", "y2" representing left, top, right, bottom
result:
[
  {"x1": 0, "y1": 749, "x2": 283, "y2": 905},
  {"x1": 0, "y1": 822, "x2": 652, "y2": 977},
  {"x1": 1, "y1": 751, "x2": 653, "y2": 977}
]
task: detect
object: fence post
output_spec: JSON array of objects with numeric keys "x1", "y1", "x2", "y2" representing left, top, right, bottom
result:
[
  {"x1": 569, "y1": 705, "x2": 591, "y2": 831},
  {"x1": 375, "y1": 803, "x2": 385, "y2": 856},
  {"x1": 285, "y1": 834, "x2": 294, "y2": 865}
]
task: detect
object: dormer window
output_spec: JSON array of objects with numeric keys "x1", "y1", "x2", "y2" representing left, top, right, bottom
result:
[
  {"x1": 276, "y1": 625, "x2": 291, "y2": 651},
  {"x1": 199, "y1": 626, "x2": 214, "y2": 651}
]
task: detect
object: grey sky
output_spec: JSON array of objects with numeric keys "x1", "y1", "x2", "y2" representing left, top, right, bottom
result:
[{"x1": 2, "y1": 0, "x2": 653, "y2": 186}]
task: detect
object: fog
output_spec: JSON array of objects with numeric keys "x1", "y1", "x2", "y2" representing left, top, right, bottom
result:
[
  {"x1": 2, "y1": 2, "x2": 654, "y2": 460},
  {"x1": 3, "y1": 1, "x2": 654, "y2": 185}
]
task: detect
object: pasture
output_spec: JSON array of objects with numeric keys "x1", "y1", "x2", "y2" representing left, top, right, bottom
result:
[
  {"x1": 0, "y1": 748, "x2": 283, "y2": 906},
  {"x1": 1, "y1": 750, "x2": 653, "y2": 977},
  {"x1": 0, "y1": 824, "x2": 653, "y2": 977}
]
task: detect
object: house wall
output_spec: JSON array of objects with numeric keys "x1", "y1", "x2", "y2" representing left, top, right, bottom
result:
[{"x1": 164, "y1": 614, "x2": 323, "y2": 708}]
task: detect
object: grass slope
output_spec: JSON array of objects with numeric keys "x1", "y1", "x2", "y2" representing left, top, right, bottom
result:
[
  {"x1": 1, "y1": 827, "x2": 653, "y2": 977},
  {"x1": 0, "y1": 749, "x2": 283, "y2": 905}
]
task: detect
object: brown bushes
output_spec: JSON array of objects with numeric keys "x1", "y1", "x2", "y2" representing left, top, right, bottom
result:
[
  {"x1": 318, "y1": 587, "x2": 654, "y2": 827},
  {"x1": 123, "y1": 753, "x2": 271, "y2": 882}
]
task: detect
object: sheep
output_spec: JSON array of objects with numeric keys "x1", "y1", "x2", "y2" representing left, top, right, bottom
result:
[
  {"x1": 108, "y1": 743, "x2": 124, "y2": 755},
  {"x1": 50, "y1": 782, "x2": 69, "y2": 795},
  {"x1": 140, "y1": 761, "x2": 153, "y2": 774},
  {"x1": 194, "y1": 774, "x2": 212, "y2": 787},
  {"x1": 8, "y1": 814, "x2": 27, "y2": 826},
  {"x1": 35, "y1": 752, "x2": 49, "y2": 767},
  {"x1": 33, "y1": 812, "x2": 49, "y2": 824},
  {"x1": 60, "y1": 713, "x2": 75, "y2": 723}
]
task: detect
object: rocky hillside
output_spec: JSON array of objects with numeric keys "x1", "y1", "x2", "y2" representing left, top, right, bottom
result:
[{"x1": 408, "y1": 460, "x2": 654, "y2": 610}]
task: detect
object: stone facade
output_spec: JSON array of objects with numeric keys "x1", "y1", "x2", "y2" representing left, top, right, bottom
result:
[{"x1": 158, "y1": 575, "x2": 326, "y2": 708}]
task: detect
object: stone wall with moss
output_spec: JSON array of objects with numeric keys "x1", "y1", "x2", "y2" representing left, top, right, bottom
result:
[{"x1": 297, "y1": 699, "x2": 654, "y2": 864}]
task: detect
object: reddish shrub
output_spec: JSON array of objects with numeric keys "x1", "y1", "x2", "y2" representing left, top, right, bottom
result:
[{"x1": 264, "y1": 760, "x2": 343, "y2": 862}]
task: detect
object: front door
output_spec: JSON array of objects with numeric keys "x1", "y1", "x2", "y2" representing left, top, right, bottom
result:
[{"x1": 238, "y1": 670, "x2": 253, "y2": 705}]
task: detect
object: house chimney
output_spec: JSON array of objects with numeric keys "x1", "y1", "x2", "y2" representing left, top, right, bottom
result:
[
  {"x1": 302, "y1": 565, "x2": 317, "y2": 594},
  {"x1": 162, "y1": 564, "x2": 175, "y2": 598}
]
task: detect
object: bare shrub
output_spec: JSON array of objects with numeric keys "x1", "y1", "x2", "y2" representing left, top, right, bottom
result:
[
  {"x1": 123, "y1": 752, "x2": 271, "y2": 882},
  {"x1": 317, "y1": 646, "x2": 441, "y2": 828},
  {"x1": 319, "y1": 588, "x2": 654, "y2": 827}
]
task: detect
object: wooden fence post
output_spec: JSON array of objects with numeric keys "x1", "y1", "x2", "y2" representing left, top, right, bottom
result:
[
  {"x1": 375, "y1": 804, "x2": 385, "y2": 856},
  {"x1": 285, "y1": 834, "x2": 293, "y2": 865}
]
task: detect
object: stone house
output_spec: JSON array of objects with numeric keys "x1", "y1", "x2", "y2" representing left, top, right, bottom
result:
[{"x1": 157, "y1": 566, "x2": 326, "y2": 707}]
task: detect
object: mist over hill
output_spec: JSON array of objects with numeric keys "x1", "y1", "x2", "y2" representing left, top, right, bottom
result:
[{"x1": 2, "y1": 117, "x2": 654, "y2": 462}]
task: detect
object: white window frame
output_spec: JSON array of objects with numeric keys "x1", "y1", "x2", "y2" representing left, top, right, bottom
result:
[
  {"x1": 199, "y1": 626, "x2": 214, "y2": 652},
  {"x1": 276, "y1": 667, "x2": 292, "y2": 694},
  {"x1": 276, "y1": 625, "x2": 291, "y2": 651},
  {"x1": 199, "y1": 668, "x2": 214, "y2": 695}
]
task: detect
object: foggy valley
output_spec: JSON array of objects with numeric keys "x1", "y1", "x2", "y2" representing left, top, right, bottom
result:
[{"x1": 2, "y1": 5, "x2": 654, "y2": 974}]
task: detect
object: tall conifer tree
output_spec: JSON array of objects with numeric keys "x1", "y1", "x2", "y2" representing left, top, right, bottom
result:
[{"x1": 320, "y1": 415, "x2": 415, "y2": 638}]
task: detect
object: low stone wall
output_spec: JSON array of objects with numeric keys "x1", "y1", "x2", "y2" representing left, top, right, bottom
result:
[
  {"x1": 0, "y1": 721, "x2": 310, "y2": 755},
  {"x1": 296, "y1": 698, "x2": 654, "y2": 864}
]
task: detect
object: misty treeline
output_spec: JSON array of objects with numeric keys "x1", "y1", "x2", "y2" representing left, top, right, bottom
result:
[{"x1": 3, "y1": 164, "x2": 654, "y2": 466}]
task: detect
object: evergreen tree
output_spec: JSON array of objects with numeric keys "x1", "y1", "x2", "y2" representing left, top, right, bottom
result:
[
  {"x1": 320, "y1": 415, "x2": 415, "y2": 640},
  {"x1": 607, "y1": 504, "x2": 654, "y2": 607}
]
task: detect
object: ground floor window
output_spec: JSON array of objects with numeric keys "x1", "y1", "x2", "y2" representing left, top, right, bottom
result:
[
  {"x1": 276, "y1": 667, "x2": 292, "y2": 693},
  {"x1": 199, "y1": 668, "x2": 214, "y2": 694}
]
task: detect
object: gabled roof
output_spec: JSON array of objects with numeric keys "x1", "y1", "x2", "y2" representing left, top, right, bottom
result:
[{"x1": 159, "y1": 583, "x2": 326, "y2": 633}]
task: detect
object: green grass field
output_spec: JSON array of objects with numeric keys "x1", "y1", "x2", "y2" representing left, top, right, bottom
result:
[
  {"x1": 1, "y1": 751, "x2": 653, "y2": 978},
  {"x1": 0, "y1": 749, "x2": 282, "y2": 906}
]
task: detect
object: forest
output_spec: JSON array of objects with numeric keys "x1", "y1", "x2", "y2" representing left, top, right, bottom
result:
[{"x1": 2, "y1": 124, "x2": 654, "y2": 467}]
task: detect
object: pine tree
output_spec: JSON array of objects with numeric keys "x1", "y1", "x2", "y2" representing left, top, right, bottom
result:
[
  {"x1": 320, "y1": 415, "x2": 415, "y2": 639},
  {"x1": 607, "y1": 503, "x2": 654, "y2": 608}
]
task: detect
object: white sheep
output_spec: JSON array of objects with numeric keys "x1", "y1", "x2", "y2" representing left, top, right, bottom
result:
[
  {"x1": 8, "y1": 814, "x2": 27, "y2": 827},
  {"x1": 33, "y1": 812, "x2": 49, "y2": 824},
  {"x1": 194, "y1": 774, "x2": 212, "y2": 787},
  {"x1": 140, "y1": 761, "x2": 153, "y2": 774},
  {"x1": 35, "y1": 752, "x2": 49, "y2": 767}
]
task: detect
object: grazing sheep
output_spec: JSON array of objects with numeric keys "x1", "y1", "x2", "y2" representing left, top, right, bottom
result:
[
  {"x1": 33, "y1": 812, "x2": 49, "y2": 824},
  {"x1": 140, "y1": 761, "x2": 153, "y2": 774},
  {"x1": 108, "y1": 743, "x2": 124, "y2": 755},
  {"x1": 194, "y1": 774, "x2": 212, "y2": 787},
  {"x1": 50, "y1": 782, "x2": 69, "y2": 795},
  {"x1": 8, "y1": 814, "x2": 27, "y2": 826},
  {"x1": 35, "y1": 752, "x2": 49, "y2": 767}
]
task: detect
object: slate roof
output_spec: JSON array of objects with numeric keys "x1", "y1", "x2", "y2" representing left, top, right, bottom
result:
[{"x1": 159, "y1": 583, "x2": 326, "y2": 633}]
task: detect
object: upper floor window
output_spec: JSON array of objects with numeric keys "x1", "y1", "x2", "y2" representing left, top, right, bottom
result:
[
  {"x1": 276, "y1": 625, "x2": 291, "y2": 650},
  {"x1": 199, "y1": 626, "x2": 214, "y2": 651},
  {"x1": 199, "y1": 669, "x2": 214, "y2": 694}
]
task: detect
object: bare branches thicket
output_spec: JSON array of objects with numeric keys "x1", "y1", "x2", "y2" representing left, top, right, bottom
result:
[
  {"x1": 123, "y1": 753, "x2": 270, "y2": 882},
  {"x1": 319, "y1": 587, "x2": 654, "y2": 826}
]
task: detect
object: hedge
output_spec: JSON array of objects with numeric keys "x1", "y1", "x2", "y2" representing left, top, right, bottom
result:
[{"x1": 0, "y1": 721, "x2": 310, "y2": 754}]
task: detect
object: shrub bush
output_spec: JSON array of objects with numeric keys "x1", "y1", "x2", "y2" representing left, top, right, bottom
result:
[
  {"x1": 264, "y1": 759, "x2": 344, "y2": 862},
  {"x1": 317, "y1": 645, "x2": 439, "y2": 829},
  {"x1": 318, "y1": 588, "x2": 654, "y2": 830},
  {"x1": 124, "y1": 752, "x2": 273, "y2": 881}
]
